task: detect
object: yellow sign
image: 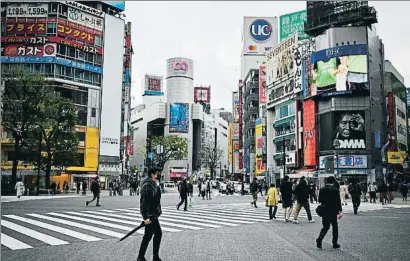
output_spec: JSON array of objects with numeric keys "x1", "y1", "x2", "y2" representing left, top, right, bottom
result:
[
  {"x1": 387, "y1": 151, "x2": 407, "y2": 164},
  {"x1": 255, "y1": 120, "x2": 264, "y2": 175}
]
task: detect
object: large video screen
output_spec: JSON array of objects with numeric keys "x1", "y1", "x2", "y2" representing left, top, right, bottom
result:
[
  {"x1": 320, "y1": 111, "x2": 366, "y2": 151},
  {"x1": 169, "y1": 103, "x2": 189, "y2": 133},
  {"x1": 307, "y1": 44, "x2": 368, "y2": 97}
]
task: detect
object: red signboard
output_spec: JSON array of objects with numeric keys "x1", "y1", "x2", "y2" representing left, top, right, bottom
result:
[
  {"x1": 194, "y1": 87, "x2": 211, "y2": 103},
  {"x1": 6, "y1": 22, "x2": 46, "y2": 35},
  {"x1": 259, "y1": 65, "x2": 266, "y2": 104},
  {"x1": 3, "y1": 43, "x2": 56, "y2": 57},
  {"x1": 1, "y1": 36, "x2": 102, "y2": 55},
  {"x1": 57, "y1": 20, "x2": 95, "y2": 45},
  {"x1": 303, "y1": 99, "x2": 317, "y2": 167}
]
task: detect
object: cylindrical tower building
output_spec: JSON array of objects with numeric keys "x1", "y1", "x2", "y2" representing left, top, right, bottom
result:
[{"x1": 166, "y1": 58, "x2": 194, "y2": 103}]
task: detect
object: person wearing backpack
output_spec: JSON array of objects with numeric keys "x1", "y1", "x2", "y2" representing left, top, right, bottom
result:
[
  {"x1": 348, "y1": 180, "x2": 362, "y2": 214},
  {"x1": 177, "y1": 178, "x2": 189, "y2": 211}
]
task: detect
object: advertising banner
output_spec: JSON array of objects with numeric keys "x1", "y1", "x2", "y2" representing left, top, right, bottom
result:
[
  {"x1": 57, "y1": 19, "x2": 97, "y2": 45},
  {"x1": 242, "y1": 17, "x2": 278, "y2": 55},
  {"x1": 3, "y1": 43, "x2": 56, "y2": 57},
  {"x1": 169, "y1": 103, "x2": 189, "y2": 133},
  {"x1": 194, "y1": 87, "x2": 211, "y2": 104},
  {"x1": 279, "y1": 10, "x2": 308, "y2": 42},
  {"x1": 1, "y1": 36, "x2": 49, "y2": 44},
  {"x1": 166, "y1": 58, "x2": 193, "y2": 79},
  {"x1": 232, "y1": 92, "x2": 240, "y2": 123},
  {"x1": 387, "y1": 151, "x2": 407, "y2": 164},
  {"x1": 233, "y1": 140, "x2": 240, "y2": 153},
  {"x1": 144, "y1": 75, "x2": 163, "y2": 95},
  {"x1": 232, "y1": 123, "x2": 239, "y2": 140},
  {"x1": 233, "y1": 153, "x2": 240, "y2": 173},
  {"x1": 228, "y1": 124, "x2": 232, "y2": 165},
  {"x1": 255, "y1": 119, "x2": 265, "y2": 174},
  {"x1": 303, "y1": 99, "x2": 317, "y2": 166},
  {"x1": 67, "y1": 7, "x2": 104, "y2": 31},
  {"x1": 6, "y1": 21, "x2": 47, "y2": 35},
  {"x1": 319, "y1": 155, "x2": 368, "y2": 169},
  {"x1": 387, "y1": 92, "x2": 395, "y2": 137},
  {"x1": 65, "y1": 1, "x2": 104, "y2": 17},
  {"x1": 6, "y1": 3, "x2": 48, "y2": 18},
  {"x1": 259, "y1": 65, "x2": 266, "y2": 104},
  {"x1": 309, "y1": 44, "x2": 368, "y2": 97},
  {"x1": 238, "y1": 80, "x2": 244, "y2": 170},
  {"x1": 320, "y1": 111, "x2": 366, "y2": 151}
]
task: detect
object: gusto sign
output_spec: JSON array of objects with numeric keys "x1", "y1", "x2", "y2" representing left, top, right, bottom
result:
[{"x1": 173, "y1": 61, "x2": 189, "y2": 72}]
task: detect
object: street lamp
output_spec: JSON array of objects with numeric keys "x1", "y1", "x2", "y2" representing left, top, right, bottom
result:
[{"x1": 333, "y1": 139, "x2": 341, "y2": 178}]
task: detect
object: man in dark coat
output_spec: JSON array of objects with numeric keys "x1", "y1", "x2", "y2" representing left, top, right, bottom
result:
[
  {"x1": 280, "y1": 175, "x2": 294, "y2": 222},
  {"x1": 316, "y1": 176, "x2": 343, "y2": 249},
  {"x1": 86, "y1": 176, "x2": 101, "y2": 207},
  {"x1": 137, "y1": 167, "x2": 163, "y2": 261},
  {"x1": 293, "y1": 176, "x2": 314, "y2": 223},
  {"x1": 250, "y1": 177, "x2": 259, "y2": 208},
  {"x1": 177, "y1": 177, "x2": 189, "y2": 211},
  {"x1": 348, "y1": 180, "x2": 362, "y2": 214}
]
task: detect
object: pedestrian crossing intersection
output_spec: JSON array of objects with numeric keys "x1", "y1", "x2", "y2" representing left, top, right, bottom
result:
[{"x1": 1, "y1": 202, "x2": 407, "y2": 251}]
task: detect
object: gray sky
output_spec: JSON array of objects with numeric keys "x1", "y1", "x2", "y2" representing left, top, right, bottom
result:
[{"x1": 126, "y1": 1, "x2": 410, "y2": 111}]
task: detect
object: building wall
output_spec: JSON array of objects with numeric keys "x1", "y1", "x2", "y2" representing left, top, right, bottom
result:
[{"x1": 395, "y1": 96, "x2": 407, "y2": 150}]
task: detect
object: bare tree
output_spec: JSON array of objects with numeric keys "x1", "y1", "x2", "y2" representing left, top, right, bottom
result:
[{"x1": 201, "y1": 141, "x2": 223, "y2": 179}]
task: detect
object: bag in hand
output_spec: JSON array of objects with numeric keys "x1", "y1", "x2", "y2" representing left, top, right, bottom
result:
[{"x1": 316, "y1": 204, "x2": 324, "y2": 217}]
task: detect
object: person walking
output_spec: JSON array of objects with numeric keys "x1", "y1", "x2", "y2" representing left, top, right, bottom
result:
[
  {"x1": 266, "y1": 183, "x2": 279, "y2": 220},
  {"x1": 292, "y1": 176, "x2": 315, "y2": 224},
  {"x1": 76, "y1": 181, "x2": 81, "y2": 194},
  {"x1": 401, "y1": 182, "x2": 408, "y2": 201},
  {"x1": 205, "y1": 178, "x2": 212, "y2": 200},
  {"x1": 309, "y1": 182, "x2": 318, "y2": 204},
  {"x1": 361, "y1": 181, "x2": 368, "y2": 202},
  {"x1": 280, "y1": 175, "x2": 294, "y2": 222},
  {"x1": 250, "y1": 177, "x2": 259, "y2": 208},
  {"x1": 339, "y1": 182, "x2": 348, "y2": 206},
  {"x1": 368, "y1": 182, "x2": 377, "y2": 203},
  {"x1": 15, "y1": 179, "x2": 25, "y2": 199},
  {"x1": 86, "y1": 176, "x2": 101, "y2": 207},
  {"x1": 177, "y1": 178, "x2": 189, "y2": 211},
  {"x1": 348, "y1": 180, "x2": 362, "y2": 214},
  {"x1": 316, "y1": 176, "x2": 343, "y2": 249},
  {"x1": 82, "y1": 180, "x2": 87, "y2": 195},
  {"x1": 137, "y1": 167, "x2": 163, "y2": 261},
  {"x1": 378, "y1": 182, "x2": 387, "y2": 205},
  {"x1": 188, "y1": 180, "x2": 194, "y2": 206}
]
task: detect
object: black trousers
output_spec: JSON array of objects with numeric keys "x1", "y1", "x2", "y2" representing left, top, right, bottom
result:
[
  {"x1": 269, "y1": 206, "x2": 278, "y2": 219},
  {"x1": 370, "y1": 192, "x2": 377, "y2": 203},
  {"x1": 352, "y1": 196, "x2": 360, "y2": 214},
  {"x1": 177, "y1": 195, "x2": 188, "y2": 210},
  {"x1": 317, "y1": 215, "x2": 338, "y2": 245},
  {"x1": 138, "y1": 217, "x2": 162, "y2": 259},
  {"x1": 310, "y1": 193, "x2": 317, "y2": 203},
  {"x1": 88, "y1": 193, "x2": 100, "y2": 205}
]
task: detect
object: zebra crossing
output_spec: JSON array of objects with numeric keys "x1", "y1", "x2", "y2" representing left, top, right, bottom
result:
[{"x1": 1, "y1": 202, "x2": 407, "y2": 251}]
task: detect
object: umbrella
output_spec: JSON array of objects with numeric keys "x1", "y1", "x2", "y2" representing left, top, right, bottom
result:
[{"x1": 118, "y1": 221, "x2": 145, "y2": 242}]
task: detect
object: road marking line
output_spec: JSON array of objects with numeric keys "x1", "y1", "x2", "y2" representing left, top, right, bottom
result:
[
  {"x1": 82, "y1": 211, "x2": 182, "y2": 233},
  {"x1": 164, "y1": 209, "x2": 255, "y2": 224},
  {"x1": 1, "y1": 233, "x2": 33, "y2": 250},
  {"x1": 98, "y1": 210, "x2": 118, "y2": 213},
  {"x1": 1, "y1": 220, "x2": 69, "y2": 246},
  {"x1": 161, "y1": 209, "x2": 251, "y2": 225},
  {"x1": 197, "y1": 208, "x2": 269, "y2": 219},
  {"x1": 4, "y1": 215, "x2": 100, "y2": 242},
  {"x1": 26, "y1": 213, "x2": 124, "y2": 239},
  {"x1": 47, "y1": 212, "x2": 134, "y2": 231}
]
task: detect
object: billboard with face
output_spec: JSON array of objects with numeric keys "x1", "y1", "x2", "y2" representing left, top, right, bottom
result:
[
  {"x1": 308, "y1": 44, "x2": 368, "y2": 98},
  {"x1": 169, "y1": 103, "x2": 189, "y2": 133}
]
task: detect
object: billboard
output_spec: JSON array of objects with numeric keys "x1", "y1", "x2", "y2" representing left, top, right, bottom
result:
[
  {"x1": 232, "y1": 92, "x2": 240, "y2": 123},
  {"x1": 169, "y1": 103, "x2": 189, "y2": 133},
  {"x1": 194, "y1": 86, "x2": 211, "y2": 103},
  {"x1": 144, "y1": 75, "x2": 163, "y2": 96},
  {"x1": 259, "y1": 65, "x2": 266, "y2": 104},
  {"x1": 242, "y1": 17, "x2": 278, "y2": 55},
  {"x1": 6, "y1": 3, "x2": 49, "y2": 18},
  {"x1": 103, "y1": 1, "x2": 126, "y2": 11},
  {"x1": 238, "y1": 80, "x2": 244, "y2": 170},
  {"x1": 166, "y1": 58, "x2": 194, "y2": 79},
  {"x1": 308, "y1": 44, "x2": 368, "y2": 97},
  {"x1": 67, "y1": 7, "x2": 104, "y2": 31},
  {"x1": 387, "y1": 151, "x2": 407, "y2": 164},
  {"x1": 99, "y1": 14, "x2": 124, "y2": 157},
  {"x1": 319, "y1": 155, "x2": 368, "y2": 169},
  {"x1": 303, "y1": 99, "x2": 317, "y2": 166},
  {"x1": 2, "y1": 43, "x2": 56, "y2": 57},
  {"x1": 255, "y1": 119, "x2": 265, "y2": 174},
  {"x1": 279, "y1": 10, "x2": 308, "y2": 42},
  {"x1": 232, "y1": 123, "x2": 239, "y2": 140},
  {"x1": 57, "y1": 18, "x2": 101, "y2": 45},
  {"x1": 319, "y1": 111, "x2": 366, "y2": 151}
]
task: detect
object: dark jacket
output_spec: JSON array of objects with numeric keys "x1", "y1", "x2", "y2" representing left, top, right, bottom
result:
[
  {"x1": 250, "y1": 181, "x2": 258, "y2": 193},
  {"x1": 294, "y1": 179, "x2": 309, "y2": 203},
  {"x1": 188, "y1": 183, "x2": 193, "y2": 193},
  {"x1": 140, "y1": 177, "x2": 162, "y2": 220},
  {"x1": 280, "y1": 181, "x2": 293, "y2": 201},
  {"x1": 319, "y1": 184, "x2": 342, "y2": 216},
  {"x1": 91, "y1": 180, "x2": 100, "y2": 194},
  {"x1": 348, "y1": 183, "x2": 362, "y2": 198},
  {"x1": 179, "y1": 181, "x2": 188, "y2": 196}
]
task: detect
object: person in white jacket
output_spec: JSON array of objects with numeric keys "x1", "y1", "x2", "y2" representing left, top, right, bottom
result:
[
  {"x1": 339, "y1": 181, "x2": 348, "y2": 205},
  {"x1": 15, "y1": 180, "x2": 25, "y2": 199}
]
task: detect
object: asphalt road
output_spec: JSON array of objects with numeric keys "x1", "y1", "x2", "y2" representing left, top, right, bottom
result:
[{"x1": 2, "y1": 190, "x2": 410, "y2": 261}]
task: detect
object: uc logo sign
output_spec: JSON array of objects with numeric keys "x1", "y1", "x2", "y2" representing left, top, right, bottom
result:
[
  {"x1": 249, "y1": 19, "x2": 272, "y2": 43},
  {"x1": 173, "y1": 61, "x2": 189, "y2": 72}
]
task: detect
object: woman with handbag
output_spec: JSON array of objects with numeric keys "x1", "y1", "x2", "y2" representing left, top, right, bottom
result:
[{"x1": 266, "y1": 183, "x2": 279, "y2": 220}]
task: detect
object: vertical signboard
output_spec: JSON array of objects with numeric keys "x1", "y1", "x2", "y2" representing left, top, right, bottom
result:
[
  {"x1": 279, "y1": 10, "x2": 308, "y2": 42},
  {"x1": 194, "y1": 86, "x2": 211, "y2": 103},
  {"x1": 242, "y1": 17, "x2": 278, "y2": 55},
  {"x1": 238, "y1": 80, "x2": 244, "y2": 171},
  {"x1": 144, "y1": 74, "x2": 163, "y2": 95},
  {"x1": 169, "y1": 103, "x2": 189, "y2": 133},
  {"x1": 255, "y1": 118, "x2": 265, "y2": 174},
  {"x1": 303, "y1": 100, "x2": 317, "y2": 166},
  {"x1": 259, "y1": 65, "x2": 266, "y2": 104},
  {"x1": 232, "y1": 91, "x2": 240, "y2": 123}
]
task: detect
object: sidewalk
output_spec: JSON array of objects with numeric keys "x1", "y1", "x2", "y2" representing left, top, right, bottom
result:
[{"x1": 1, "y1": 195, "x2": 81, "y2": 203}]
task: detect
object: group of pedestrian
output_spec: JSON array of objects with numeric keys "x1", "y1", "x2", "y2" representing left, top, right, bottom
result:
[
  {"x1": 197, "y1": 177, "x2": 212, "y2": 200},
  {"x1": 109, "y1": 179, "x2": 123, "y2": 196}
]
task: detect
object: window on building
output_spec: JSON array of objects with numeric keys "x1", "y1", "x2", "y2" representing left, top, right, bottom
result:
[
  {"x1": 94, "y1": 35, "x2": 102, "y2": 46},
  {"x1": 397, "y1": 109, "x2": 406, "y2": 119},
  {"x1": 47, "y1": 23, "x2": 56, "y2": 34},
  {"x1": 91, "y1": 108, "x2": 97, "y2": 117},
  {"x1": 58, "y1": 4, "x2": 68, "y2": 16},
  {"x1": 77, "y1": 106, "x2": 87, "y2": 126},
  {"x1": 49, "y1": 3, "x2": 58, "y2": 13},
  {"x1": 76, "y1": 132, "x2": 86, "y2": 142},
  {"x1": 1, "y1": 22, "x2": 5, "y2": 35}
]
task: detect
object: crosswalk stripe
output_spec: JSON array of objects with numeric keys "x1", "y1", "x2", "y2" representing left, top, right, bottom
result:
[
  {"x1": 164, "y1": 209, "x2": 255, "y2": 224},
  {"x1": 3, "y1": 215, "x2": 100, "y2": 242},
  {"x1": 1, "y1": 233, "x2": 33, "y2": 250},
  {"x1": 26, "y1": 214, "x2": 125, "y2": 239},
  {"x1": 98, "y1": 210, "x2": 118, "y2": 213},
  {"x1": 81, "y1": 211, "x2": 182, "y2": 233},
  {"x1": 195, "y1": 207, "x2": 269, "y2": 219},
  {"x1": 162, "y1": 209, "x2": 252, "y2": 224},
  {"x1": 47, "y1": 212, "x2": 134, "y2": 232},
  {"x1": 1, "y1": 220, "x2": 69, "y2": 246},
  {"x1": 113, "y1": 209, "x2": 220, "y2": 229},
  {"x1": 186, "y1": 208, "x2": 269, "y2": 222}
]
